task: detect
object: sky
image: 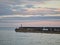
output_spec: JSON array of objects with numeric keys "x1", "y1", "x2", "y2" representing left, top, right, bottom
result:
[{"x1": 0, "y1": 0, "x2": 60, "y2": 27}]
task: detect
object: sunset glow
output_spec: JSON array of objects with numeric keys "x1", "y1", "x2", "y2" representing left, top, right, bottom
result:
[{"x1": 0, "y1": 0, "x2": 60, "y2": 27}]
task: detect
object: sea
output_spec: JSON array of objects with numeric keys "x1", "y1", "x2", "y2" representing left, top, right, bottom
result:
[{"x1": 0, "y1": 27, "x2": 60, "y2": 45}]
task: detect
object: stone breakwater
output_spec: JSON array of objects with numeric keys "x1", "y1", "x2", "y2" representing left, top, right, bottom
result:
[{"x1": 15, "y1": 27, "x2": 60, "y2": 34}]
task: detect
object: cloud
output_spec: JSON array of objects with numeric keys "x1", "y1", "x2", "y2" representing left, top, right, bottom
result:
[
  {"x1": 0, "y1": 0, "x2": 60, "y2": 15},
  {"x1": 0, "y1": 0, "x2": 60, "y2": 27},
  {"x1": 0, "y1": 15, "x2": 60, "y2": 21},
  {"x1": 29, "y1": 0, "x2": 49, "y2": 2},
  {"x1": 0, "y1": 3, "x2": 13, "y2": 15},
  {"x1": 11, "y1": 7, "x2": 60, "y2": 15},
  {"x1": 0, "y1": 15, "x2": 42, "y2": 19}
]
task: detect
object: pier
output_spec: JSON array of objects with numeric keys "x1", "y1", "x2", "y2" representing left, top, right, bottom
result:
[{"x1": 15, "y1": 27, "x2": 60, "y2": 33}]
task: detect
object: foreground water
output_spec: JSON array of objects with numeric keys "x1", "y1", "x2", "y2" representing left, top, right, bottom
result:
[{"x1": 0, "y1": 27, "x2": 60, "y2": 45}]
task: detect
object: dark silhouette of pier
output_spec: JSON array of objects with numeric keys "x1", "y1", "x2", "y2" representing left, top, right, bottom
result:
[{"x1": 15, "y1": 27, "x2": 60, "y2": 34}]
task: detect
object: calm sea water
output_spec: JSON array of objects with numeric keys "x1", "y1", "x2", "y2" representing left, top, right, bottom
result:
[{"x1": 0, "y1": 27, "x2": 60, "y2": 45}]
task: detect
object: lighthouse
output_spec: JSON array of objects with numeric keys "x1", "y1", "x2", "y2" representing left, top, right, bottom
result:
[{"x1": 21, "y1": 24, "x2": 22, "y2": 27}]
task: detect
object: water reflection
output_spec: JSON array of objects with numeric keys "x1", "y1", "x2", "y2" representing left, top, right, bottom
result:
[{"x1": 0, "y1": 30, "x2": 60, "y2": 45}]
